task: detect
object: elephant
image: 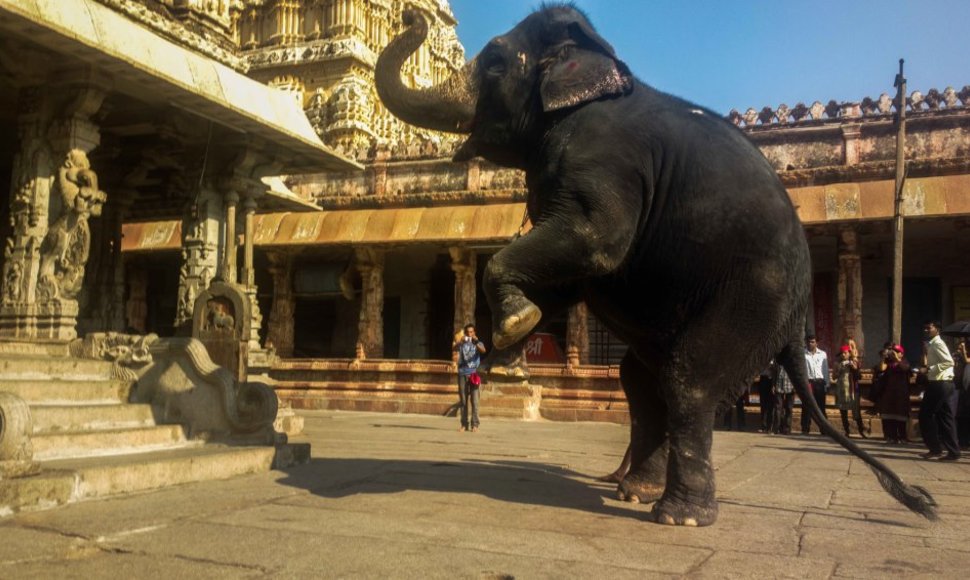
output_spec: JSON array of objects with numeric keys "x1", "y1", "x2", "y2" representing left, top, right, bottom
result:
[{"x1": 375, "y1": 5, "x2": 937, "y2": 525}]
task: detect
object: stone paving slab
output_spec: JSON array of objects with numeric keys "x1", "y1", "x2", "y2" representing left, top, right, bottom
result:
[{"x1": 1, "y1": 410, "x2": 968, "y2": 578}]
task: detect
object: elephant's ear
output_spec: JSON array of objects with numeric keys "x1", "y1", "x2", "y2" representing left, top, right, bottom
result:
[{"x1": 540, "y1": 21, "x2": 633, "y2": 113}]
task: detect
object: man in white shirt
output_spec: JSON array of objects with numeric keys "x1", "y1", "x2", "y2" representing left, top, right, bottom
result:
[
  {"x1": 918, "y1": 321, "x2": 959, "y2": 460},
  {"x1": 802, "y1": 334, "x2": 830, "y2": 434}
]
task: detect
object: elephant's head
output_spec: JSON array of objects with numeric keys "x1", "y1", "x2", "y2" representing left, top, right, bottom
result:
[{"x1": 375, "y1": 5, "x2": 633, "y2": 166}]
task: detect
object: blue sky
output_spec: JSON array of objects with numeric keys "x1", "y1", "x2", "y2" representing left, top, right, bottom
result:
[{"x1": 448, "y1": 0, "x2": 970, "y2": 115}]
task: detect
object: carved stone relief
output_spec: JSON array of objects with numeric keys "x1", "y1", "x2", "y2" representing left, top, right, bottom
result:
[
  {"x1": 175, "y1": 189, "x2": 221, "y2": 329},
  {"x1": 36, "y1": 150, "x2": 107, "y2": 302}
]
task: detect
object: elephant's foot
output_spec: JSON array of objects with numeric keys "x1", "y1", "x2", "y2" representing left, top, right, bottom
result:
[
  {"x1": 649, "y1": 495, "x2": 718, "y2": 527},
  {"x1": 493, "y1": 298, "x2": 542, "y2": 350},
  {"x1": 484, "y1": 345, "x2": 530, "y2": 381},
  {"x1": 488, "y1": 363, "x2": 528, "y2": 379},
  {"x1": 596, "y1": 470, "x2": 625, "y2": 484},
  {"x1": 616, "y1": 472, "x2": 664, "y2": 504}
]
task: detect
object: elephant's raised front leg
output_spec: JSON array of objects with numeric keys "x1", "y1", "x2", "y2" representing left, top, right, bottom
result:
[
  {"x1": 484, "y1": 212, "x2": 634, "y2": 350},
  {"x1": 486, "y1": 284, "x2": 581, "y2": 378},
  {"x1": 616, "y1": 350, "x2": 668, "y2": 504}
]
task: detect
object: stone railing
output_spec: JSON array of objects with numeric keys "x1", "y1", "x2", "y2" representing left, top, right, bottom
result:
[
  {"x1": 728, "y1": 85, "x2": 970, "y2": 128},
  {"x1": 72, "y1": 333, "x2": 280, "y2": 443}
]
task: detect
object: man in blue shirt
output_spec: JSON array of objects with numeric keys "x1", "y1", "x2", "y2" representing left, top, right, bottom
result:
[{"x1": 454, "y1": 323, "x2": 487, "y2": 432}]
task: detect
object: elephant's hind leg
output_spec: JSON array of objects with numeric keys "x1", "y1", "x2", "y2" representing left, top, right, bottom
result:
[
  {"x1": 616, "y1": 350, "x2": 668, "y2": 504},
  {"x1": 649, "y1": 363, "x2": 721, "y2": 526}
]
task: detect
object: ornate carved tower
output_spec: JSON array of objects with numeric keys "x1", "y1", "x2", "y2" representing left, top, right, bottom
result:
[{"x1": 238, "y1": 0, "x2": 466, "y2": 161}]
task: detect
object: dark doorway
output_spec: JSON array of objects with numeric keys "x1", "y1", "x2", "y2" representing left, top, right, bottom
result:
[
  {"x1": 383, "y1": 296, "x2": 401, "y2": 359},
  {"x1": 891, "y1": 277, "x2": 942, "y2": 365},
  {"x1": 474, "y1": 254, "x2": 493, "y2": 350},
  {"x1": 427, "y1": 254, "x2": 455, "y2": 359},
  {"x1": 143, "y1": 253, "x2": 180, "y2": 337},
  {"x1": 293, "y1": 298, "x2": 338, "y2": 357}
]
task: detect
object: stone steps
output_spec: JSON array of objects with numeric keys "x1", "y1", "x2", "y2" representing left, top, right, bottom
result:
[
  {"x1": 0, "y1": 355, "x2": 113, "y2": 381},
  {"x1": 30, "y1": 403, "x2": 156, "y2": 433},
  {"x1": 45, "y1": 444, "x2": 277, "y2": 500},
  {"x1": 0, "y1": 349, "x2": 299, "y2": 518},
  {"x1": 31, "y1": 425, "x2": 192, "y2": 461},
  {"x1": 541, "y1": 407, "x2": 631, "y2": 424},
  {"x1": 2, "y1": 445, "x2": 278, "y2": 514},
  {"x1": 283, "y1": 391, "x2": 456, "y2": 416},
  {"x1": 0, "y1": 378, "x2": 130, "y2": 405},
  {"x1": 279, "y1": 381, "x2": 456, "y2": 396}
]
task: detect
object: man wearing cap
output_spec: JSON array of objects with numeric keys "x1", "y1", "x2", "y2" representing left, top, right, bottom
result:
[
  {"x1": 918, "y1": 321, "x2": 958, "y2": 460},
  {"x1": 802, "y1": 335, "x2": 830, "y2": 434}
]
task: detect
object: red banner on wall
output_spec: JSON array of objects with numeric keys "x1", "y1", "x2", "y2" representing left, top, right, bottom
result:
[
  {"x1": 812, "y1": 272, "x2": 835, "y2": 354},
  {"x1": 524, "y1": 333, "x2": 566, "y2": 364}
]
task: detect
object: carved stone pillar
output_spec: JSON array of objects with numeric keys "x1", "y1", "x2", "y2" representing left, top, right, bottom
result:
[
  {"x1": 355, "y1": 247, "x2": 384, "y2": 359},
  {"x1": 106, "y1": 195, "x2": 132, "y2": 331},
  {"x1": 449, "y1": 247, "x2": 476, "y2": 333},
  {"x1": 174, "y1": 189, "x2": 220, "y2": 330},
  {"x1": 266, "y1": 251, "x2": 295, "y2": 358},
  {"x1": 566, "y1": 302, "x2": 590, "y2": 368},
  {"x1": 842, "y1": 124, "x2": 862, "y2": 166},
  {"x1": 125, "y1": 263, "x2": 148, "y2": 334},
  {"x1": 0, "y1": 84, "x2": 107, "y2": 341},
  {"x1": 466, "y1": 159, "x2": 481, "y2": 192},
  {"x1": 241, "y1": 193, "x2": 262, "y2": 351},
  {"x1": 221, "y1": 190, "x2": 239, "y2": 284},
  {"x1": 837, "y1": 226, "x2": 865, "y2": 359},
  {"x1": 81, "y1": 192, "x2": 132, "y2": 334}
]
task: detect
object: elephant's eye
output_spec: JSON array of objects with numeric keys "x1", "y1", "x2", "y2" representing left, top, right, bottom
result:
[{"x1": 483, "y1": 54, "x2": 506, "y2": 75}]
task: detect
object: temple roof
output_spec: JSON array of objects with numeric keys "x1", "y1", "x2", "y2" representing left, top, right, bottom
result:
[{"x1": 0, "y1": 0, "x2": 361, "y2": 174}]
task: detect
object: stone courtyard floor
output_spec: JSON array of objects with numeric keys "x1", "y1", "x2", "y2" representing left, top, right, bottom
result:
[{"x1": 2, "y1": 410, "x2": 970, "y2": 578}]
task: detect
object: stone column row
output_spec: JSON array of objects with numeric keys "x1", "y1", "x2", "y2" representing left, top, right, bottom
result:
[{"x1": 258, "y1": 244, "x2": 596, "y2": 366}]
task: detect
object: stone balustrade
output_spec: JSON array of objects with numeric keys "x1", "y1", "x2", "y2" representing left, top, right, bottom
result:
[{"x1": 728, "y1": 85, "x2": 970, "y2": 128}]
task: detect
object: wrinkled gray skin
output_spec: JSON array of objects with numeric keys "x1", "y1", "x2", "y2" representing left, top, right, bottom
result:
[{"x1": 375, "y1": 5, "x2": 937, "y2": 526}]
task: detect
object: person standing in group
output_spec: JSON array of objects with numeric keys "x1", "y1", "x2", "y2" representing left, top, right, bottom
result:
[
  {"x1": 834, "y1": 344, "x2": 868, "y2": 438},
  {"x1": 802, "y1": 335, "x2": 830, "y2": 434},
  {"x1": 757, "y1": 365, "x2": 775, "y2": 434},
  {"x1": 871, "y1": 343, "x2": 912, "y2": 444},
  {"x1": 772, "y1": 359, "x2": 796, "y2": 435},
  {"x1": 454, "y1": 323, "x2": 486, "y2": 433},
  {"x1": 955, "y1": 337, "x2": 970, "y2": 449},
  {"x1": 917, "y1": 321, "x2": 958, "y2": 460}
]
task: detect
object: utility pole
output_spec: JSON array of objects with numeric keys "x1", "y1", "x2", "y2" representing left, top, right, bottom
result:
[{"x1": 890, "y1": 59, "x2": 907, "y2": 344}]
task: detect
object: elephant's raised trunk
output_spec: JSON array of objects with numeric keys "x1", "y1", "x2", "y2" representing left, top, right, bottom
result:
[{"x1": 375, "y1": 10, "x2": 477, "y2": 134}]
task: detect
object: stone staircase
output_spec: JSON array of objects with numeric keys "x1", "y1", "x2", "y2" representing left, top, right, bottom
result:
[{"x1": 0, "y1": 352, "x2": 280, "y2": 515}]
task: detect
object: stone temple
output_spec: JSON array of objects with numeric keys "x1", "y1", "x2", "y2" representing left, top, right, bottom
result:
[{"x1": 0, "y1": 0, "x2": 969, "y2": 514}]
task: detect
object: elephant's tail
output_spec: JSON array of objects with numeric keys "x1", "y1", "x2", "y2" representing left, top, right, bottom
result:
[{"x1": 776, "y1": 341, "x2": 938, "y2": 521}]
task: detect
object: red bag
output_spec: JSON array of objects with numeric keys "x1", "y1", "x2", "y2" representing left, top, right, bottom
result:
[{"x1": 469, "y1": 372, "x2": 481, "y2": 387}]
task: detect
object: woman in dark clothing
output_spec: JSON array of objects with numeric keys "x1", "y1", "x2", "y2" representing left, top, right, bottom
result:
[
  {"x1": 870, "y1": 344, "x2": 911, "y2": 444},
  {"x1": 956, "y1": 338, "x2": 970, "y2": 449},
  {"x1": 834, "y1": 344, "x2": 867, "y2": 437}
]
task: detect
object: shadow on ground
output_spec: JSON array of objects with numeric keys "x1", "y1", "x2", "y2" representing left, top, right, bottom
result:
[
  {"x1": 760, "y1": 436, "x2": 937, "y2": 462},
  {"x1": 274, "y1": 457, "x2": 642, "y2": 520}
]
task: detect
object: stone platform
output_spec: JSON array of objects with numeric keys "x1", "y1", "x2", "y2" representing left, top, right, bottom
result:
[{"x1": 1, "y1": 409, "x2": 967, "y2": 577}]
